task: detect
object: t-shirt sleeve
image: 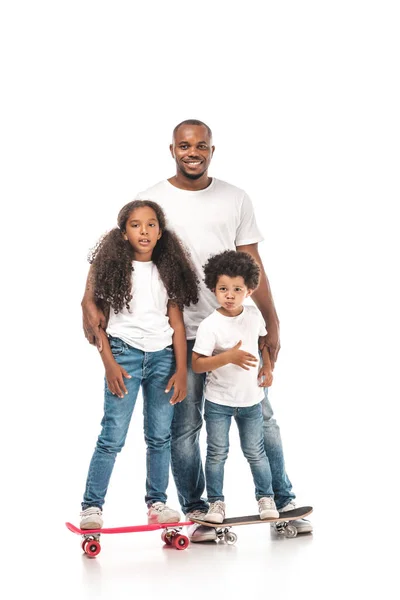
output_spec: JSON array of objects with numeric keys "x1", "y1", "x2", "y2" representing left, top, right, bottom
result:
[
  {"x1": 235, "y1": 191, "x2": 264, "y2": 246},
  {"x1": 193, "y1": 319, "x2": 216, "y2": 356}
]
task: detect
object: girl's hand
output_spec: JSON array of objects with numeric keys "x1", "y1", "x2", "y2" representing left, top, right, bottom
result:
[
  {"x1": 105, "y1": 362, "x2": 131, "y2": 398},
  {"x1": 165, "y1": 371, "x2": 187, "y2": 405},
  {"x1": 258, "y1": 365, "x2": 273, "y2": 387},
  {"x1": 227, "y1": 341, "x2": 258, "y2": 370}
]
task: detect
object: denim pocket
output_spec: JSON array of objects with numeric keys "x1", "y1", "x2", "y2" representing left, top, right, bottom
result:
[{"x1": 108, "y1": 336, "x2": 125, "y2": 357}]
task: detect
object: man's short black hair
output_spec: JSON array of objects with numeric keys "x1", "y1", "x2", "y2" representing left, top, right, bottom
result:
[
  {"x1": 173, "y1": 119, "x2": 212, "y2": 140},
  {"x1": 203, "y1": 250, "x2": 260, "y2": 291}
]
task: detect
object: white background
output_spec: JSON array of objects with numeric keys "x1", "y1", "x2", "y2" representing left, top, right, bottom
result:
[{"x1": 1, "y1": 1, "x2": 399, "y2": 598}]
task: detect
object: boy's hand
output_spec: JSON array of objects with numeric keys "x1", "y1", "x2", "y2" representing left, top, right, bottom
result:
[
  {"x1": 258, "y1": 365, "x2": 273, "y2": 387},
  {"x1": 227, "y1": 341, "x2": 258, "y2": 370},
  {"x1": 105, "y1": 362, "x2": 131, "y2": 398},
  {"x1": 165, "y1": 371, "x2": 187, "y2": 405}
]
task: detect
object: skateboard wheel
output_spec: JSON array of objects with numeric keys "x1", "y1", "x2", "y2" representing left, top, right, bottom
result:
[
  {"x1": 84, "y1": 539, "x2": 101, "y2": 556},
  {"x1": 161, "y1": 531, "x2": 172, "y2": 545},
  {"x1": 173, "y1": 534, "x2": 189, "y2": 550},
  {"x1": 224, "y1": 532, "x2": 237, "y2": 545},
  {"x1": 285, "y1": 525, "x2": 297, "y2": 539}
]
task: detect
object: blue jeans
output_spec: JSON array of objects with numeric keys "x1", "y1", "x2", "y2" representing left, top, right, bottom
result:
[
  {"x1": 170, "y1": 340, "x2": 295, "y2": 513},
  {"x1": 204, "y1": 400, "x2": 273, "y2": 501},
  {"x1": 82, "y1": 337, "x2": 176, "y2": 510}
]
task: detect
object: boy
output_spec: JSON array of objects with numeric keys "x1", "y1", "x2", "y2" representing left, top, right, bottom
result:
[{"x1": 192, "y1": 250, "x2": 279, "y2": 523}]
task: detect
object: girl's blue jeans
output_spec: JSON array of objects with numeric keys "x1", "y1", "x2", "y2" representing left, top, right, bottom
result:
[
  {"x1": 82, "y1": 337, "x2": 176, "y2": 510},
  {"x1": 204, "y1": 399, "x2": 274, "y2": 502}
]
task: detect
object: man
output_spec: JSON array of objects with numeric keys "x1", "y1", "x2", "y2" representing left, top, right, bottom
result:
[{"x1": 82, "y1": 119, "x2": 312, "y2": 540}]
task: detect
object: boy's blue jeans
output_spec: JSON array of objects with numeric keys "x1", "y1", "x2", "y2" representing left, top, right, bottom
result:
[
  {"x1": 204, "y1": 400, "x2": 274, "y2": 501},
  {"x1": 82, "y1": 337, "x2": 176, "y2": 510},
  {"x1": 170, "y1": 340, "x2": 295, "y2": 514}
]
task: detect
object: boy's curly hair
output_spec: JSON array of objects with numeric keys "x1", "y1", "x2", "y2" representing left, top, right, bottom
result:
[
  {"x1": 203, "y1": 250, "x2": 260, "y2": 291},
  {"x1": 89, "y1": 200, "x2": 199, "y2": 312}
]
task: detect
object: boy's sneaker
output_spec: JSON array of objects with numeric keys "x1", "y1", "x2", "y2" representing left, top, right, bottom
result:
[
  {"x1": 274, "y1": 501, "x2": 313, "y2": 534},
  {"x1": 204, "y1": 500, "x2": 225, "y2": 524},
  {"x1": 147, "y1": 502, "x2": 181, "y2": 524},
  {"x1": 186, "y1": 510, "x2": 217, "y2": 543},
  {"x1": 258, "y1": 497, "x2": 279, "y2": 519},
  {"x1": 80, "y1": 507, "x2": 103, "y2": 530}
]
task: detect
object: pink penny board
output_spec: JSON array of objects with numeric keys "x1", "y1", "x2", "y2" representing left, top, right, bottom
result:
[{"x1": 66, "y1": 520, "x2": 193, "y2": 556}]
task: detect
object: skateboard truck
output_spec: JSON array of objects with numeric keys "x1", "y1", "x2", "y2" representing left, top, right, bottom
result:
[
  {"x1": 273, "y1": 521, "x2": 298, "y2": 538},
  {"x1": 214, "y1": 527, "x2": 238, "y2": 545}
]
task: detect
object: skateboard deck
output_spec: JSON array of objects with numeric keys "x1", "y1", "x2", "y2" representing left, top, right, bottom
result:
[
  {"x1": 191, "y1": 506, "x2": 313, "y2": 543},
  {"x1": 66, "y1": 520, "x2": 193, "y2": 556}
]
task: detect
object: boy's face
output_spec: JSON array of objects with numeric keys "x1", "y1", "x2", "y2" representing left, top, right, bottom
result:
[{"x1": 214, "y1": 274, "x2": 253, "y2": 316}]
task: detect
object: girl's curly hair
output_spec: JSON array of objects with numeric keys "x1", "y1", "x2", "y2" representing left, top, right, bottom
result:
[
  {"x1": 88, "y1": 200, "x2": 199, "y2": 312},
  {"x1": 203, "y1": 250, "x2": 260, "y2": 290}
]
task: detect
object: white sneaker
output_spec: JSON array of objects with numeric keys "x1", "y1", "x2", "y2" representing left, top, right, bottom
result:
[
  {"x1": 204, "y1": 500, "x2": 226, "y2": 524},
  {"x1": 80, "y1": 507, "x2": 103, "y2": 530},
  {"x1": 276, "y1": 501, "x2": 313, "y2": 534},
  {"x1": 147, "y1": 502, "x2": 181, "y2": 524},
  {"x1": 258, "y1": 497, "x2": 279, "y2": 519},
  {"x1": 186, "y1": 510, "x2": 217, "y2": 543}
]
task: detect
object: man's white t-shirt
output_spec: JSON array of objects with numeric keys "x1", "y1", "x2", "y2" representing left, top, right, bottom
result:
[
  {"x1": 193, "y1": 305, "x2": 267, "y2": 407},
  {"x1": 106, "y1": 260, "x2": 173, "y2": 352},
  {"x1": 135, "y1": 178, "x2": 263, "y2": 339}
]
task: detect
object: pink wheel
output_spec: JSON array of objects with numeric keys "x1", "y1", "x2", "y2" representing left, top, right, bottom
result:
[
  {"x1": 84, "y1": 539, "x2": 101, "y2": 557},
  {"x1": 173, "y1": 534, "x2": 189, "y2": 550},
  {"x1": 161, "y1": 531, "x2": 172, "y2": 545}
]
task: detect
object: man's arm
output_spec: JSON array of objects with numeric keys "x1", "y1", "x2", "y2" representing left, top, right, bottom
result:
[
  {"x1": 81, "y1": 264, "x2": 107, "y2": 350},
  {"x1": 236, "y1": 243, "x2": 281, "y2": 367}
]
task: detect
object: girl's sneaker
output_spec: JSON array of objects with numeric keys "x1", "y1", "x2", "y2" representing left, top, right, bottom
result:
[
  {"x1": 80, "y1": 507, "x2": 103, "y2": 529},
  {"x1": 147, "y1": 502, "x2": 181, "y2": 524},
  {"x1": 204, "y1": 500, "x2": 226, "y2": 523},
  {"x1": 258, "y1": 497, "x2": 279, "y2": 519}
]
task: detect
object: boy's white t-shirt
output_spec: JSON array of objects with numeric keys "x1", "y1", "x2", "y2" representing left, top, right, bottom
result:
[
  {"x1": 135, "y1": 178, "x2": 263, "y2": 339},
  {"x1": 193, "y1": 305, "x2": 267, "y2": 407},
  {"x1": 106, "y1": 260, "x2": 173, "y2": 352}
]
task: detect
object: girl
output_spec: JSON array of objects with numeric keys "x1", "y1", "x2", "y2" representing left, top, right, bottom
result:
[{"x1": 80, "y1": 200, "x2": 199, "y2": 529}]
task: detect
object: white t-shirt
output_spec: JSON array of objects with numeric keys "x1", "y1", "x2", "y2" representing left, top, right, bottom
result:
[
  {"x1": 135, "y1": 178, "x2": 263, "y2": 339},
  {"x1": 106, "y1": 260, "x2": 173, "y2": 352},
  {"x1": 193, "y1": 305, "x2": 267, "y2": 407}
]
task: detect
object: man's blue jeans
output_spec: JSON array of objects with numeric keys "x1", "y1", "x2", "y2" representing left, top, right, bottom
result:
[
  {"x1": 204, "y1": 400, "x2": 274, "y2": 501},
  {"x1": 82, "y1": 337, "x2": 176, "y2": 510},
  {"x1": 170, "y1": 340, "x2": 295, "y2": 514}
]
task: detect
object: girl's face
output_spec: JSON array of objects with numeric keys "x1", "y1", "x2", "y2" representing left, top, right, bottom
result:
[
  {"x1": 214, "y1": 274, "x2": 253, "y2": 317},
  {"x1": 123, "y1": 206, "x2": 161, "y2": 261}
]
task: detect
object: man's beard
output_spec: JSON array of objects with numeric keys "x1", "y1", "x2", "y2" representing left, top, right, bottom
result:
[{"x1": 178, "y1": 164, "x2": 206, "y2": 180}]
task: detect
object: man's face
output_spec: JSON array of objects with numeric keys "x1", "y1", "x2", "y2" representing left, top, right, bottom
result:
[{"x1": 170, "y1": 124, "x2": 215, "y2": 180}]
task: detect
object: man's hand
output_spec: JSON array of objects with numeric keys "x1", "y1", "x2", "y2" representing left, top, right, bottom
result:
[
  {"x1": 82, "y1": 300, "x2": 107, "y2": 350},
  {"x1": 259, "y1": 329, "x2": 281, "y2": 370},
  {"x1": 105, "y1": 362, "x2": 131, "y2": 398},
  {"x1": 165, "y1": 371, "x2": 187, "y2": 405},
  {"x1": 227, "y1": 341, "x2": 258, "y2": 370}
]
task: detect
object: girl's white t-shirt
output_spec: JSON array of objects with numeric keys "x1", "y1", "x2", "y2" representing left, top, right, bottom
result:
[
  {"x1": 106, "y1": 260, "x2": 173, "y2": 352},
  {"x1": 193, "y1": 305, "x2": 267, "y2": 407},
  {"x1": 135, "y1": 178, "x2": 263, "y2": 339}
]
